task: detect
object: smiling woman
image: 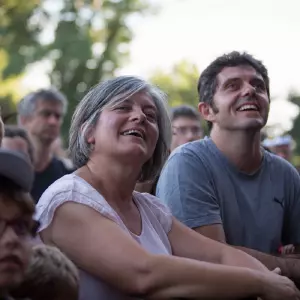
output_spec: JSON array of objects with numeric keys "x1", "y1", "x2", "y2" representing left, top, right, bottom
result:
[{"x1": 35, "y1": 76, "x2": 300, "y2": 300}]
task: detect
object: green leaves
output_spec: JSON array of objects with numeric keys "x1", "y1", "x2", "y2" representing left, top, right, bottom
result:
[{"x1": 0, "y1": 0, "x2": 152, "y2": 139}]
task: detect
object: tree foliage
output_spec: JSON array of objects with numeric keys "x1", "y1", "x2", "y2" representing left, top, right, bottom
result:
[
  {"x1": 150, "y1": 60, "x2": 199, "y2": 108},
  {"x1": 0, "y1": 0, "x2": 152, "y2": 138}
]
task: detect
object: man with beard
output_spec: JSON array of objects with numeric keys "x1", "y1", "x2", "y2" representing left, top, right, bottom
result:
[
  {"x1": 157, "y1": 51, "x2": 300, "y2": 286},
  {"x1": 18, "y1": 89, "x2": 73, "y2": 203}
]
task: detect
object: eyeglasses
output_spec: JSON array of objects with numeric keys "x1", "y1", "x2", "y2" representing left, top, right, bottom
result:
[
  {"x1": 0, "y1": 218, "x2": 39, "y2": 239},
  {"x1": 172, "y1": 126, "x2": 203, "y2": 137}
]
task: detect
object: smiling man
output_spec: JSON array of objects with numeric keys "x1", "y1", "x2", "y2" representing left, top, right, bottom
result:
[{"x1": 156, "y1": 51, "x2": 300, "y2": 286}]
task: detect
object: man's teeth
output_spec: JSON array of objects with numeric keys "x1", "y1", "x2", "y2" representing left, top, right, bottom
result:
[
  {"x1": 238, "y1": 104, "x2": 258, "y2": 111},
  {"x1": 122, "y1": 130, "x2": 143, "y2": 138}
]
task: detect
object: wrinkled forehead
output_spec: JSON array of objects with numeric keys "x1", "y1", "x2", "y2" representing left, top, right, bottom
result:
[
  {"x1": 217, "y1": 65, "x2": 264, "y2": 85},
  {"x1": 35, "y1": 98, "x2": 64, "y2": 111}
]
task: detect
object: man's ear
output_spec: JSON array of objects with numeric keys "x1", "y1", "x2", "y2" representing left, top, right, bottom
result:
[
  {"x1": 18, "y1": 115, "x2": 30, "y2": 127},
  {"x1": 198, "y1": 102, "x2": 217, "y2": 124}
]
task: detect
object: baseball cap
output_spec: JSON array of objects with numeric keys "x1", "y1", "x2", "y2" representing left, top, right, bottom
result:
[{"x1": 0, "y1": 149, "x2": 34, "y2": 192}]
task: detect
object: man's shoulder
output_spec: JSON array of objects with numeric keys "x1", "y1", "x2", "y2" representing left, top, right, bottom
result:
[
  {"x1": 51, "y1": 156, "x2": 75, "y2": 174},
  {"x1": 170, "y1": 137, "x2": 212, "y2": 159}
]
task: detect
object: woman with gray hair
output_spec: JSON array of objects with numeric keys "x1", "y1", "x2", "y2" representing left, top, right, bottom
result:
[{"x1": 35, "y1": 76, "x2": 299, "y2": 300}]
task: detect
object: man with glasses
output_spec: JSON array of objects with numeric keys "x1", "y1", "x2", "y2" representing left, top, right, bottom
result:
[
  {"x1": 170, "y1": 105, "x2": 203, "y2": 152},
  {"x1": 0, "y1": 149, "x2": 36, "y2": 299}
]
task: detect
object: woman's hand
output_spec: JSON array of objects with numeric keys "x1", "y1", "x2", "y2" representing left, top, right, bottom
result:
[{"x1": 260, "y1": 272, "x2": 300, "y2": 300}]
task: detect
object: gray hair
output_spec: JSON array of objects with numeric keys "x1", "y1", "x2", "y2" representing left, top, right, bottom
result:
[
  {"x1": 17, "y1": 88, "x2": 68, "y2": 118},
  {"x1": 69, "y1": 76, "x2": 171, "y2": 182}
]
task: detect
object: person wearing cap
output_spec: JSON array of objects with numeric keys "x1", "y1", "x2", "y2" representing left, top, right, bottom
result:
[{"x1": 0, "y1": 150, "x2": 37, "y2": 299}]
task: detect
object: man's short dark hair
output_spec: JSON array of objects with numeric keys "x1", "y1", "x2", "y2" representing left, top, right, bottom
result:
[
  {"x1": 4, "y1": 125, "x2": 34, "y2": 164},
  {"x1": 170, "y1": 105, "x2": 201, "y2": 122},
  {"x1": 197, "y1": 51, "x2": 270, "y2": 130}
]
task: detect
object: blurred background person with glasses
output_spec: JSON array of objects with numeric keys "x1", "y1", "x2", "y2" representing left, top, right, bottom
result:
[
  {"x1": 171, "y1": 105, "x2": 203, "y2": 152},
  {"x1": 0, "y1": 149, "x2": 36, "y2": 300}
]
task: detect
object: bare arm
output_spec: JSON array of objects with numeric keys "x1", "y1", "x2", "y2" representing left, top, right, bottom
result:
[
  {"x1": 40, "y1": 202, "x2": 297, "y2": 299},
  {"x1": 169, "y1": 218, "x2": 268, "y2": 272},
  {"x1": 195, "y1": 224, "x2": 300, "y2": 287}
]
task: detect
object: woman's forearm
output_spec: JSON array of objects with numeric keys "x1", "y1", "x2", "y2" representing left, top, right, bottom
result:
[
  {"x1": 221, "y1": 246, "x2": 269, "y2": 272},
  {"x1": 141, "y1": 255, "x2": 263, "y2": 299}
]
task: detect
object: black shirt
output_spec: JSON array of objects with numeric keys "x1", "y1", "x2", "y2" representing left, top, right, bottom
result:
[{"x1": 31, "y1": 157, "x2": 74, "y2": 203}]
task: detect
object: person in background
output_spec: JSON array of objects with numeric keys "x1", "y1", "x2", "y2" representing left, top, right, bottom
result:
[
  {"x1": 17, "y1": 89, "x2": 73, "y2": 203},
  {"x1": 170, "y1": 104, "x2": 203, "y2": 152},
  {"x1": 156, "y1": 51, "x2": 300, "y2": 287},
  {"x1": 51, "y1": 136, "x2": 74, "y2": 170},
  {"x1": 11, "y1": 244, "x2": 79, "y2": 300},
  {"x1": 2, "y1": 125, "x2": 34, "y2": 165},
  {"x1": 35, "y1": 76, "x2": 299, "y2": 300},
  {"x1": 135, "y1": 104, "x2": 202, "y2": 194},
  {"x1": 0, "y1": 149, "x2": 36, "y2": 300},
  {"x1": 266, "y1": 135, "x2": 293, "y2": 162}
]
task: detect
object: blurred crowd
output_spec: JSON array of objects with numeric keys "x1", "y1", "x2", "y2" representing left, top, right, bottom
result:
[{"x1": 0, "y1": 51, "x2": 300, "y2": 300}]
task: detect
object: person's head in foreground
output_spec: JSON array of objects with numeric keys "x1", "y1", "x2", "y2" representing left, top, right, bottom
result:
[
  {"x1": 170, "y1": 104, "x2": 203, "y2": 151},
  {"x1": 11, "y1": 244, "x2": 79, "y2": 300},
  {"x1": 198, "y1": 51, "x2": 270, "y2": 135},
  {"x1": 2, "y1": 125, "x2": 35, "y2": 165},
  {"x1": 69, "y1": 75, "x2": 171, "y2": 183},
  {"x1": 0, "y1": 150, "x2": 35, "y2": 297}
]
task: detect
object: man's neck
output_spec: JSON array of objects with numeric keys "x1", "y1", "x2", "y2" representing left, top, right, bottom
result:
[
  {"x1": 210, "y1": 128, "x2": 263, "y2": 174},
  {"x1": 32, "y1": 138, "x2": 53, "y2": 172}
]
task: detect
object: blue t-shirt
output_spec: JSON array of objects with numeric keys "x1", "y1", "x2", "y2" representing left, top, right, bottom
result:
[{"x1": 156, "y1": 138, "x2": 300, "y2": 254}]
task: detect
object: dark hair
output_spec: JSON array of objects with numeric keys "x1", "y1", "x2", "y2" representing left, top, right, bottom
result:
[
  {"x1": 4, "y1": 125, "x2": 35, "y2": 163},
  {"x1": 0, "y1": 176, "x2": 35, "y2": 216},
  {"x1": 197, "y1": 51, "x2": 270, "y2": 130},
  {"x1": 170, "y1": 105, "x2": 201, "y2": 122}
]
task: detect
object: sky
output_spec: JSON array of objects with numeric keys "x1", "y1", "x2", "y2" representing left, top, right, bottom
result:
[{"x1": 22, "y1": 0, "x2": 300, "y2": 134}]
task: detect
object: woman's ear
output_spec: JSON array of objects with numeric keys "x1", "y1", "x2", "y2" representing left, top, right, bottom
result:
[{"x1": 82, "y1": 123, "x2": 95, "y2": 144}]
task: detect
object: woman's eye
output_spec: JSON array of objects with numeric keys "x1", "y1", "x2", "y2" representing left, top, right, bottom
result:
[
  {"x1": 146, "y1": 113, "x2": 157, "y2": 121},
  {"x1": 115, "y1": 106, "x2": 130, "y2": 111}
]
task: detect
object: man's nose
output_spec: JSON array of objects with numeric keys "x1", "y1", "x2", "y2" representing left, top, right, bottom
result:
[
  {"x1": 241, "y1": 83, "x2": 256, "y2": 97},
  {"x1": 1, "y1": 227, "x2": 20, "y2": 249},
  {"x1": 47, "y1": 114, "x2": 60, "y2": 125}
]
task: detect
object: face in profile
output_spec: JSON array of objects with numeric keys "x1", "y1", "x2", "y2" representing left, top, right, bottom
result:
[
  {"x1": 0, "y1": 195, "x2": 32, "y2": 290},
  {"x1": 171, "y1": 117, "x2": 203, "y2": 151},
  {"x1": 88, "y1": 91, "x2": 159, "y2": 165},
  {"x1": 201, "y1": 65, "x2": 269, "y2": 132}
]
